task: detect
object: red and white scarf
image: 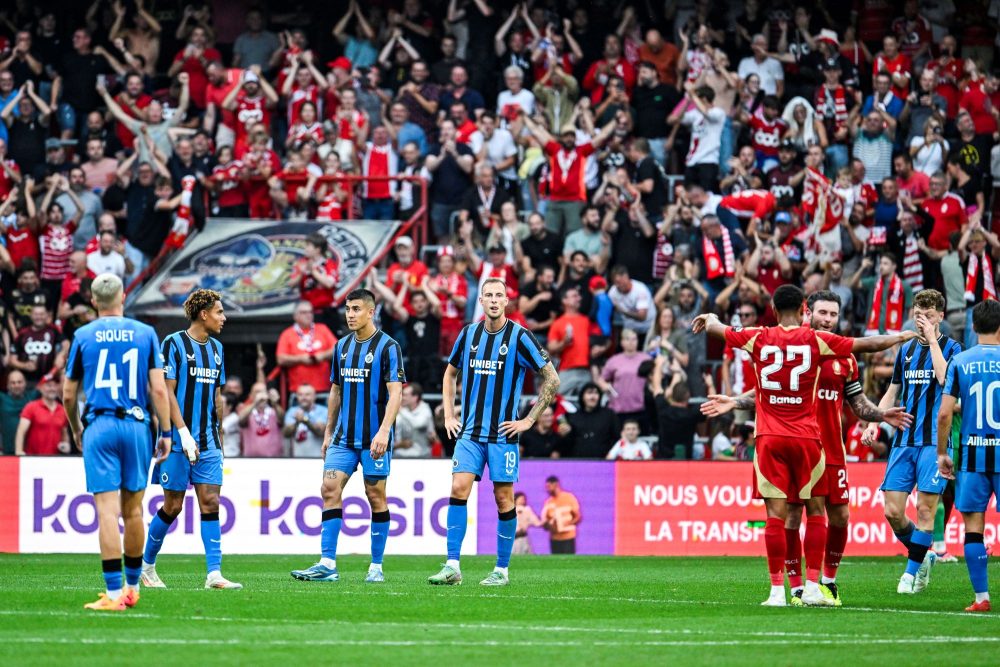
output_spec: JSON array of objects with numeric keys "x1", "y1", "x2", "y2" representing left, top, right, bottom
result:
[
  {"x1": 866, "y1": 273, "x2": 905, "y2": 335},
  {"x1": 815, "y1": 85, "x2": 848, "y2": 133},
  {"x1": 166, "y1": 176, "x2": 196, "y2": 249},
  {"x1": 703, "y1": 227, "x2": 735, "y2": 280},
  {"x1": 902, "y1": 234, "x2": 923, "y2": 292},
  {"x1": 803, "y1": 167, "x2": 844, "y2": 234},
  {"x1": 966, "y1": 252, "x2": 998, "y2": 303}
]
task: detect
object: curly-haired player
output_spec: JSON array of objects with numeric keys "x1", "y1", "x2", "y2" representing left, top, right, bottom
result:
[{"x1": 141, "y1": 289, "x2": 243, "y2": 590}]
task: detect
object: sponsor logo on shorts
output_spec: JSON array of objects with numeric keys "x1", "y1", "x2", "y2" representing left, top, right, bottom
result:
[
  {"x1": 452, "y1": 459, "x2": 458, "y2": 469},
  {"x1": 160, "y1": 472, "x2": 169, "y2": 484},
  {"x1": 373, "y1": 459, "x2": 385, "y2": 470}
]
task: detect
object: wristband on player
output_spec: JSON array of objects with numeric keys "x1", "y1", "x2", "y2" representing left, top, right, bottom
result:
[{"x1": 159, "y1": 430, "x2": 171, "y2": 439}]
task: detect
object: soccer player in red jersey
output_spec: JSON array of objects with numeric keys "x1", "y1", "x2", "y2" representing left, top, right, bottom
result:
[
  {"x1": 702, "y1": 290, "x2": 913, "y2": 606},
  {"x1": 693, "y1": 285, "x2": 915, "y2": 606}
]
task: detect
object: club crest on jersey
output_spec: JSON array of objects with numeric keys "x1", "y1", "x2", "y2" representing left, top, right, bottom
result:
[
  {"x1": 499, "y1": 344, "x2": 509, "y2": 355},
  {"x1": 832, "y1": 360, "x2": 841, "y2": 374},
  {"x1": 365, "y1": 352, "x2": 374, "y2": 364},
  {"x1": 214, "y1": 353, "x2": 222, "y2": 365}
]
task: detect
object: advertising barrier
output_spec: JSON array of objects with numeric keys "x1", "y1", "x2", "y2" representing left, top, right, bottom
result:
[
  {"x1": 5, "y1": 458, "x2": 473, "y2": 555},
  {"x1": 3, "y1": 458, "x2": 994, "y2": 556}
]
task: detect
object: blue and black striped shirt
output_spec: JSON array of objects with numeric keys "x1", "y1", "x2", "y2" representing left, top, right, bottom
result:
[
  {"x1": 163, "y1": 331, "x2": 225, "y2": 452},
  {"x1": 330, "y1": 330, "x2": 405, "y2": 450},
  {"x1": 945, "y1": 344, "x2": 1000, "y2": 473},
  {"x1": 449, "y1": 320, "x2": 550, "y2": 445},
  {"x1": 891, "y1": 335, "x2": 963, "y2": 448}
]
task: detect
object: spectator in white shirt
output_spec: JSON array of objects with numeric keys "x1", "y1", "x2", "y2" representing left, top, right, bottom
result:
[
  {"x1": 737, "y1": 34, "x2": 785, "y2": 98},
  {"x1": 395, "y1": 382, "x2": 436, "y2": 458},
  {"x1": 496, "y1": 65, "x2": 535, "y2": 125},
  {"x1": 469, "y1": 111, "x2": 519, "y2": 193},
  {"x1": 605, "y1": 420, "x2": 653, "y2": 460},
  {"x1": 282, "y1": 384, "x2": 328, "y2": 458},
  {"x1": 608, "y1": 264, "x2": 656, "y2": 335},
  {"x1": 668, "y1": 83, "x2": 726, "y2": 192},
  {"x1": 86, "y1": 230, "x2": 127, "y2": 279}
]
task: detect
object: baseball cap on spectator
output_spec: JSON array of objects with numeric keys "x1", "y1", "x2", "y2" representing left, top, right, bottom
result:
[
  {"x1": 437, "y1": 245, "x2": 454, "y2": 258},
  {"x1": 45, "y1": 138, "x2": 62, "y2": 151},
  {"x1": 774, "y1": 211, "x2": 793, "y2": 225},
  {"x1": 817, "y1": 29, "x2": 839, "y2": 47},
  {"x1": 40, "y1": 372, "x2": 59, "y2": 385},
  {"x1": 243, "y1": 70, "x2": 260, "y2": 85},
  {"x1": 327, "y1": 57, "x2": 352, "y2": 72},
  {"x1": 559, "y1": 124, "x2": 576, "y2": 136},
  {"x1": 819, "y1": 58, "x2": 842, "y2": 71},
  {"x1": 394, "y1": 236, "x2": 414, "y2": 248},
  {"x1": 488, "y1": 245, "x2": 506, "y2": 257},
  {"x1": 779, "y1": 139, "x2": 798, "y2": 154},
  {"x1": 589, "y1": 276, "x2": 608, "y2": 291}
]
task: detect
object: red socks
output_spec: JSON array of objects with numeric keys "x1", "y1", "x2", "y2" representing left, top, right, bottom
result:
[
  {"x1": 804, "y1": 515, "x2": 828, "y2": 583},
  {"x1": 785, "y1": 527, "x2": 803, "y2": 589},
  {"x1": 824, "y1": 523, "x2": 849, "y2": 580},
  {"x1": 764, "y1": 518, "x2": 787, "y2": 586}
]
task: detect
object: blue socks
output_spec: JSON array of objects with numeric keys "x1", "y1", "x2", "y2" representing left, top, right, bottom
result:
[
  {"x1": 893, "y1": 521, "x2": 915, "y2": 549},
  {"x1": 102, "y1": 558, "x2": 122, "y2": 596},
  {"x1": 447, "y1": 498, "x2": 468, "y2": 562},
  {"x1": 370, "y1": 511, "x2": 390, "y2": 565},
  {"x1": 123, "y1": 555, "x2": 142, "y2": 587},
  {"x1": 321, "y1": 509, "x2": 343, "y2": 562},
  {"x1": 905, "y1": 529, "x2": 933, "y2": 577},
  {"x1": 143, "y1": 508, "x2": 175, "y2": 565},
  {"x1": 200, "y1": 512, "x2": 222, "y2": 574},
  {"x1": 965, "y1": 533, "x2": 989, "y2": 593},
  {"x1": 497, "y1": 509, "x2": 517, "y2": 569}
]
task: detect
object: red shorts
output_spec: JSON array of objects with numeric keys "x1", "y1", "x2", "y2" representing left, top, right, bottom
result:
[
  {"x1": 752, "y1": 436, "x2": 825, "y2": 501},
  {"x1": 810, "y1": 463, "x2": 849, "y2": 505}
]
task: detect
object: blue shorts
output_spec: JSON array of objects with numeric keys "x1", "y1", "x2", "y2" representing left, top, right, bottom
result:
[
  {"x1": 153, "y1": 448, "x2": 223, "y2": 491},
  {"x1": 452, "y1": 438, "x2": 519, "y2": 483},
  {"x1": 956, "y1": 471, "x2": 1000, "y2": 514},
  {"x1": 324, "y1": 444, "x2": 391, "y2": 479},
  {"x1": 83, "y1": 417, "x2": 153, "y2": 494},
  {"x1": 881, "y1": 446, "x2": 948, "y2": 494}
]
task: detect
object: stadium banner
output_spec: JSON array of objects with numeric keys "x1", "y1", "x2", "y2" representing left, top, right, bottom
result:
[
  {"x1": 11, "y1": 458, "x2": 476, "y2": 555},
  {"x1": 476, "y1": 461, "x2": 616, "y2": 555},
  {"x1": 614, "y1": 462, "x2": 980, "y2": 557},
  {"x1": 128, "y1": 219, "x2": 402, "y2": 318}
]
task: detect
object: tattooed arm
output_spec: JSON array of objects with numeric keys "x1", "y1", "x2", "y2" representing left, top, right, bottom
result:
[
  {"x1": 700, "y1": 389, "x2": 755, "y2": 417},
  {"x1": 499, "y1": 363, "x2": 561, "y2": 437},
  {"x1": 846, "y1": 382, "x2": 913, "y2": 430}
]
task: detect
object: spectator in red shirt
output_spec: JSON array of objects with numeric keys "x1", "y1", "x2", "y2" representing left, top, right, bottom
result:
[
  {"x1": 203, "y1": 60, "x2": 241, "y2": 147},
  {"x1": 546, "y1": 285, "x2": 591, "y2": 398},
  {"x1": 386, "y1": 235, "x2": 429, "y2": 315},
  {"x1": 427, "y1": 245, "x2": 468, "y2": 356},
  {"x1": 583, "y1": 34, "x2": 636, "y2": 105},
  {"x1": 0, "y1": 137, "x2": 22, "y2": 199},
  {"x1": 958, "y1": 59, "x2": 999, "y2": 137},
  {"x1": 167, "y1": 25, "x2": 221, "y2": 110},
  {"x1": 112, "y1": 72, "x2": 152, "y2": 149},
  {"x1": 289, "y1": 232, "x2": 340, "y2": 330},
  {"x1": 925, "y1": 35, "x2": 963, "y2": 118},
  {"x1": 894, "y1": 152, "x2": 930, "y2": 203},
  {"x1": 891, "y1": 0, "x2": 933, "y2": 65},
  {"x1": 872, "y1": 35, "x2": 912, "y2": 101},
  {"x1": 743, "y1": 96, "x2": 786, "y2": 173},
  {"x1": 276, "y1": 300, "x2": 337, "y2": 393},
  {"x1": 222, "y1": 68, "x2": 279, "y2": 152},
  {"x1": 920, "y1": 172, "x2": 968, "y2": 251},
  {"x1": 14, "y1": 372, "x2": 68, "y2": 456},
  {"x1": 521, "y1": 110, "x2": 616, "y2": 236}
]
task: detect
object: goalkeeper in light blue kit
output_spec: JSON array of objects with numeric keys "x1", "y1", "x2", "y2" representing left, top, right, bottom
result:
[{"x1": 938, "y1": 299, "x2": 1000, "y2": 613}]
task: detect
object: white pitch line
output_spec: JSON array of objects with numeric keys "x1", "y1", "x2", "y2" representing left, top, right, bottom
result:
[
  {"x1": 0, "y1": 611, "x2": 862, "y2": 639},
  {"x1": 3, "y1": 636, "x2": 999, "y2": 649}
]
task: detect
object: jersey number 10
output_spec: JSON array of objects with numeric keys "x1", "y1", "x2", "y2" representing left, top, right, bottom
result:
[
  {"x1": 969, "y1": 381, "x2": 1000, "y2": 430},
  {"x1": 759, "y1": 345, "x2": 812, "y2": 392},
  {"x1": 95, "y1": 348, "x2": 139, "y2": 401}
]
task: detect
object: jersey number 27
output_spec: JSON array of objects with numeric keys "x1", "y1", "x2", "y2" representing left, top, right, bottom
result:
[{"x1": 759, "y1": 345, "x2": 812, "y2": 391}]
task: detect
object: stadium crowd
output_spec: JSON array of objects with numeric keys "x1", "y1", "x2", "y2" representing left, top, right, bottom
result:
[{"x1": 0, "y1": 1, "x2": 998, "y2": 461}]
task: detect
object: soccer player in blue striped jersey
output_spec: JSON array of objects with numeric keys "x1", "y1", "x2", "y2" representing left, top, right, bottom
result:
[
  {"x1": 292, "y1": 288, "x2": 405, "y2": 583},
  {"x1": 862, "y1": 289, "x2": 963, "y2": 594},
  {"x1": 140, "y1": 289, "x2": 242, "y2": 590},
  {"x1": 428, "y1": 276, "x2": 560, "y2": 587},
  {"x1": 938, "y1": 299, "x2": 1000, "y2": 612},
  {"x1": 63, "y1": 274, "x2": 172, "y2": 611}
]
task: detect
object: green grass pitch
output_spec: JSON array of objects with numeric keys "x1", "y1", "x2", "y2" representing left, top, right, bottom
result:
[{"x1": 2, "y1": 554, "x2": 998, "y2": 665}]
